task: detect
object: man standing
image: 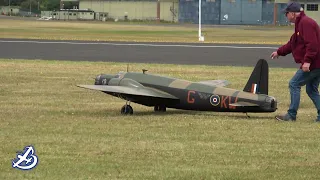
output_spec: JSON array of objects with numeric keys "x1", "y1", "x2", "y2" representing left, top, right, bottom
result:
[{"x1": 270, "y1": 1, "x2": 320, "y2": 122}]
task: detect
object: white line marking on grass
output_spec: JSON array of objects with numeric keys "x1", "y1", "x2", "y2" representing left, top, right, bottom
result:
[{"x1": 0, "y1": 40, "x2": 278, "y2": 49}]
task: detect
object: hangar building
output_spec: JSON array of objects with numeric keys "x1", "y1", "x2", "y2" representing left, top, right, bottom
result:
[{"x1": 46, "y1": 0, "x2": 320, "y2": 25}]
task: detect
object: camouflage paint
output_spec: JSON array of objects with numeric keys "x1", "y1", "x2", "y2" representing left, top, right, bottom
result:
[{"x1": 80, "y1": 59, "x2": 277, "y2": 113}]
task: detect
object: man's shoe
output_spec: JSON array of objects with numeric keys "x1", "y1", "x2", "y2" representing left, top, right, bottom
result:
[
  {"x1": 315, "y1": 119, "x2": 320, "y2": 122},
  {"x1": 275, "y1": 114, "x2": 296, "y2": 121}
]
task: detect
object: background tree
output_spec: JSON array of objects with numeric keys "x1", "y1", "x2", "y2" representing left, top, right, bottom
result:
[{"x1": 2, "y1": 0, "x2": 79, "y2": 11}]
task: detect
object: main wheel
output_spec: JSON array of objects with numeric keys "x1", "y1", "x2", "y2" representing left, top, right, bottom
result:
[
  {"x1": 121, "y1": 105, "x2": 133, "y2": 115},
  {"x1": 159, "y1": 105, "x2": 166, "y2": 112},
  {"x1": 154, "y1": 105, "x2": 160, "y2": 112},
  {"x1": 154, "y1": 105, "x2": 166, "y2": 112}
]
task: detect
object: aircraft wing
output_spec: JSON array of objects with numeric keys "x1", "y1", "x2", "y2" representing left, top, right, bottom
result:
[
  {"x1": 229, "y1": 101, "x2": 259, "y2": 107},
  {"x1": 77, "y1": 85, "x2": 179, "y2": 100},
  {"x1": 197, "y1": 80, "x2": 230, "y2": 87}
]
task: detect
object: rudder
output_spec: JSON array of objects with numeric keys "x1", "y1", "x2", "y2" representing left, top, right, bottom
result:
[{"x1": 243, "y1": 59, "x2": 268, "y2": 95}]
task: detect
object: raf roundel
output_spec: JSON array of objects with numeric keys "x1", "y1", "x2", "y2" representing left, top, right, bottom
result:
[{"x1": 210, "y1": 95, "x2": 220, "y2": 106}]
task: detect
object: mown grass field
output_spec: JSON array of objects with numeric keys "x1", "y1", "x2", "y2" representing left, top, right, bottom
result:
[
  {"x1": 1, "y1": 59, "x2": 320, "y2": 179},
  {"x1": 0, "y1": 18, "x2": 294, "y2": 44}
]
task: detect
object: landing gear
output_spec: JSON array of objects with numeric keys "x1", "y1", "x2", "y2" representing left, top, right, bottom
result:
[
  {"x1": 154, "y1": 105, "x2": 166, "y2": 112},
  {"x1": 121, "y1": 101, "x2": 133, "y2": 115},
  {"x1": 119, "y1": 101, "x2": 167, "y2": 115}
]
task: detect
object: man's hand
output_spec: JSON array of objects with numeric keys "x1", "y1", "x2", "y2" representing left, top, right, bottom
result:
[
  {"x1": 270, "y1": 51, "x2": 279, "y2": 59},
  {"x1": 302, "y1": 63, "x2": 310, "y2": 72}
]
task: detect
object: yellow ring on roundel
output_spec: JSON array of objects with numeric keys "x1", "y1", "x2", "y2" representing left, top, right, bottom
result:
[{"x1": 210, "y1": 95, "x2": 220, "y2": 106}]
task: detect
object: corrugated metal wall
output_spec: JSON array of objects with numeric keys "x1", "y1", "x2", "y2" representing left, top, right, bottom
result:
[
  {"x1": 220, "y1": 0, "x2": 263, "y2": 25},
  {"x1": 262, "y1": 2, "x2": 289, "y2": 25},
  {"x1": 261, "y1": 0, "x2": 275, "y2": 25},
  {"x1": 80, "y1": 1, "x2": 157, "y2": 20},
  {"x1": 160, "y1": 1, "x2": 179, "y2": 22},
  {"x1": 178, "y1": 0, "x2": 221, "y2": 24},
  {"x1": 79, "y1": 0, "x2": 178, "y2": 22},
  {"x1": 76, "y1": 0, "x2": 295, "y2": 25},
  {"x1": 178, "y1": 0, "x2": 290, "y2": 25}
]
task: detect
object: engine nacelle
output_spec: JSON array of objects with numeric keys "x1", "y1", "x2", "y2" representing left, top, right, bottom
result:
[
  {"x1": 94, "y1": 74, "x2": 144, "y2": 89},
  {"x1": 119, "y1": 78, "x2": 144, "y2": 88},
  {"x1": 94, "y1": 74, "x2": 116, "y2": 85},
  {"x1": 108, "y1": 78, "x2": 122, "y2": 86}
]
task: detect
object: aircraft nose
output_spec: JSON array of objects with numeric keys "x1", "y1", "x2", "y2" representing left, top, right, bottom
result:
[{"x1": 94, "y1": 75, "x2": 102, "y2": 85}]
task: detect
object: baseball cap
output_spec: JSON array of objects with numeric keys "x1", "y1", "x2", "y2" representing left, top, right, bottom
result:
[{"x1": 282, "y1": 2, "x2": 302, "y2": 13}]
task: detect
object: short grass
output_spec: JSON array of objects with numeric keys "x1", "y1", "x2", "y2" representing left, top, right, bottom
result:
[
  {"x1": 1, "y1": 59, "x2": 320, "y2": 179},
  {"x1": 0, "y1": 18, "x2": 294, "y2": 44}
]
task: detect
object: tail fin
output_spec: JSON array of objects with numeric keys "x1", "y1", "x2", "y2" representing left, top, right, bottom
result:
[{"x1": 243, "y1": 59, "x2": 268, "y2": 95}]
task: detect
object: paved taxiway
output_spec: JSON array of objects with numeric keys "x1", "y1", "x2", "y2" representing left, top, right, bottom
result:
[{"x1": 0, "y1": 38, "x2": 298, "y2": 68}]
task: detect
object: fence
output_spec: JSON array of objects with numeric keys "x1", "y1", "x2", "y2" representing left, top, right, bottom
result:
[{"x1": 19, "y1": 9, "x2": 41, "y2": 17}]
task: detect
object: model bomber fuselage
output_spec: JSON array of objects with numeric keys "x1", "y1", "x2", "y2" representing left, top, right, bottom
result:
[{"x1": 77, "y1": 59, "x2": 277, "y2": 115}]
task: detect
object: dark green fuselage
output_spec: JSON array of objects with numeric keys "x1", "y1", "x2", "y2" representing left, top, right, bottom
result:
[{"x1": 95, "y1": 72, "x2": 277, "y2": 113}]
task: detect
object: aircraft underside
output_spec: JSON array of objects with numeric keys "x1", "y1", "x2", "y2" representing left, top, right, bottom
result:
[{"x1": 104, "y1": 85, "x2": 276, "y2": 115}]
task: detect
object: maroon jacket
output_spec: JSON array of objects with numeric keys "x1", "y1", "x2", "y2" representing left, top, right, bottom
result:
[{"x1": 277, "y1": 11, "x2": 320, "y2": 70}]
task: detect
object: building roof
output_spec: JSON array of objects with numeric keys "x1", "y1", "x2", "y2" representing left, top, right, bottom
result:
[{"x1": 54, "y1": 9, "x2": 95, "y2": 12}]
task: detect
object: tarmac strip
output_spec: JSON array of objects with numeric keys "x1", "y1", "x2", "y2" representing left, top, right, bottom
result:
[{"x1": 0, "y1": 38, "x2": 297, "y2": 68}]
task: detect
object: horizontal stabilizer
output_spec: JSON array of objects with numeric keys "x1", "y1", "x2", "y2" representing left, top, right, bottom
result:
[
  {"x1": 197, "y1": 80, "x2": 230, "y2": 87},
  {"x1": 229, "y1": 101, "x2": 259, "y2": 107},
  {"x1": 77, "y1": 85, "x2": 179, "y2": 100}
]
